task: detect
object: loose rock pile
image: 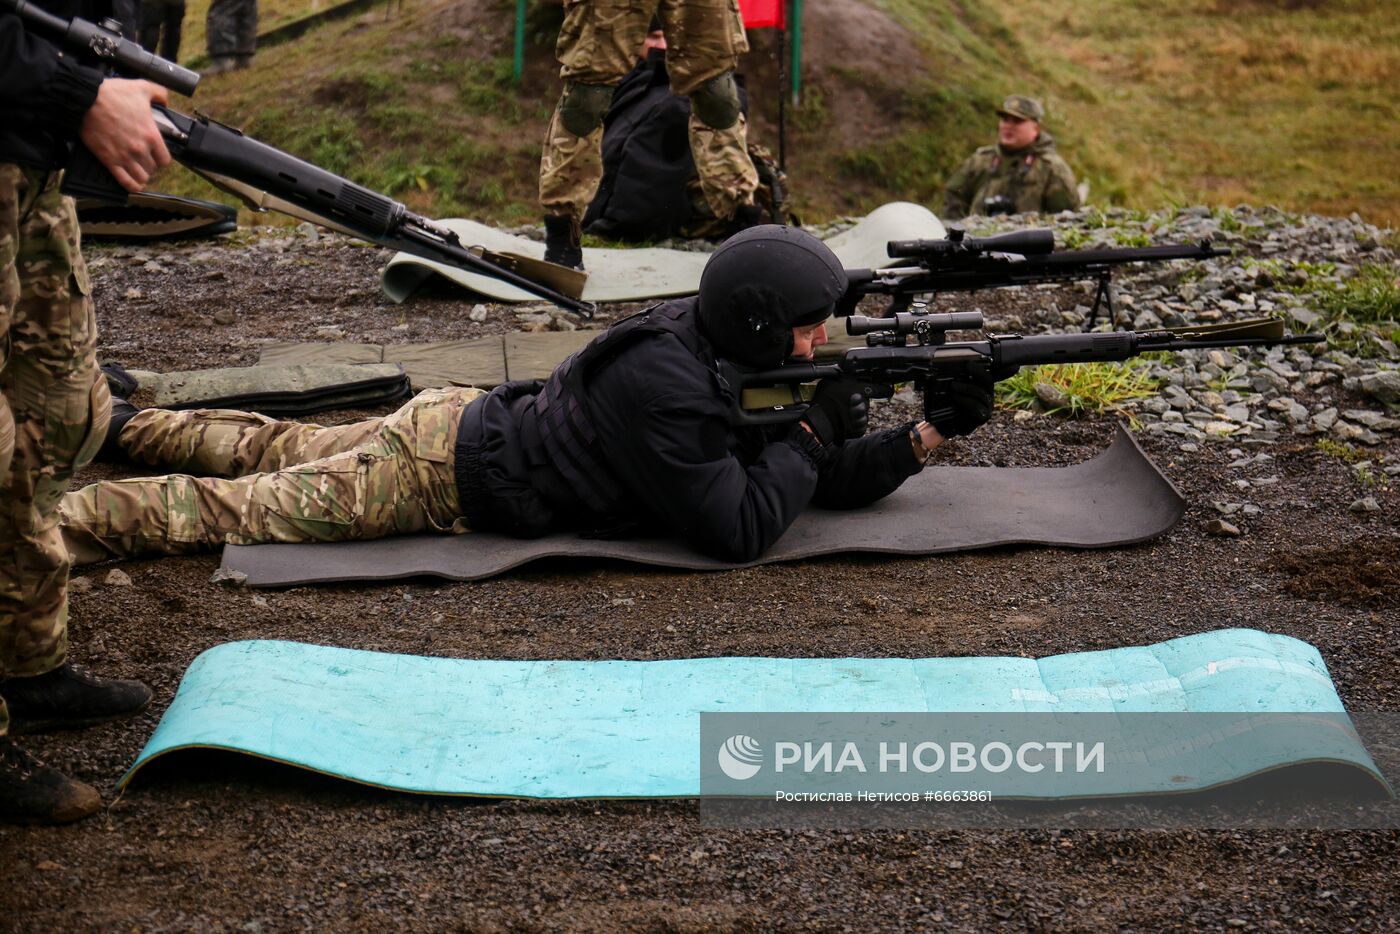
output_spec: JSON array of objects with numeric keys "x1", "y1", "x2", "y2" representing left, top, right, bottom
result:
[{"x1": 947, "y1": 206, "x2": 1399, "y2": 480}]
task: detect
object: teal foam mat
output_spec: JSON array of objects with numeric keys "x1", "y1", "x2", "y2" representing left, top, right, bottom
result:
[{"x1": 122, "y1": 629, "x2": 1385, "y2": 799}]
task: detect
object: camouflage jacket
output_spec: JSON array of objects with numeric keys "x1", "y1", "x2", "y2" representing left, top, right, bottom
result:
[{"x1": 941, "y1": 132, "x2": 1080, "y2": 220}]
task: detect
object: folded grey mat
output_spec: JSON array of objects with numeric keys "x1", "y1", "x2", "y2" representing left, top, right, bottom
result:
[
  {"x1": 380, "y1": 201, "x2": 947, "y2": 304},
  {"x1": 221, "y1": 425, "x2": 1183, "y2": 587}
]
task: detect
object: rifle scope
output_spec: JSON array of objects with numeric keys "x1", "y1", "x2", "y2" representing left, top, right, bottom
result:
[
  {"x1": 887, "y1": 228, "x2": 1055, "y2": 260},
  {"x1": 2, "y1": 0, "x2": 201, "y2": 96},
  {"x1": 847, "y1": 311, "x2": 986, "y2": 336}
]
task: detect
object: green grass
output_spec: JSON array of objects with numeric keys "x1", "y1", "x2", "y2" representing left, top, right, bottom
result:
[
  {"x1": 983, "y1": 0, "x2": 1400, "y2": 226},
  {"x1": 1310, "y1": 264, "x2": 1400, "y2": 325},
  {"x1": 1315, "y1": 438, "x2": 1368, "y2": 464},
  {"x1": 151, "y1": 0, "x2": 1399, "y2": 229},
  {"x1": 996, "y1": 359, "x2": 1161, "y2": 417}
]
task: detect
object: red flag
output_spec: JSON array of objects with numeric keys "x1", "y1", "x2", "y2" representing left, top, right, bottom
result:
[{"x1": 739, "y1": 0, "x2": 785, "y2": 29}]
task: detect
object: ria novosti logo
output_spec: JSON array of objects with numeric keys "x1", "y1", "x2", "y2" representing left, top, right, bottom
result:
[{"x1": 717, "y1": 734, "x2": 763, "y2": 780}]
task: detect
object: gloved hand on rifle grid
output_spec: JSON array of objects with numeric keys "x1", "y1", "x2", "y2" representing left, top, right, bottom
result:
[
  {"x1": 923, "y1": 368, "x2": 997, "y2": 439},
  {"x1": 801, "y1": 377, "x2": 870, "y2": 446}
]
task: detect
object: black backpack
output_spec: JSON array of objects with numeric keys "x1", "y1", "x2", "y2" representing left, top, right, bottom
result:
[{"x1": 582, "y1": 53, "x2": 791, "y2": 241}]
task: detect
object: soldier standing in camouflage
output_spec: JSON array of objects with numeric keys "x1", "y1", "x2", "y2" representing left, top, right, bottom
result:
[
  {"x1": 942, "y1": 95, "x2": 1082, "y2": 220},
  {"x1": 205, "y1": 0, "x2": 257, "y2": 74},
  {"x1": 1, "y1": 0, "x2": 170, "y2": 824},
  {"x1": 539, "y1": 0, "x2": 764, "y2": 269}
]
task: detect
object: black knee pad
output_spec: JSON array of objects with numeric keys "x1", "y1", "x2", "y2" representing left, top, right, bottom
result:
[
  {"x1": 558, "y1": 82, "x2": 615, "y2": 138},
  {"x1": 690, "y1": 71, "x2": 742, "y2": 130}
]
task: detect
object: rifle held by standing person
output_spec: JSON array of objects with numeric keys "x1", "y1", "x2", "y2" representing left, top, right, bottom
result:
[{"x1": 2, "y1": 0, "x2": 594, "y2": 316}]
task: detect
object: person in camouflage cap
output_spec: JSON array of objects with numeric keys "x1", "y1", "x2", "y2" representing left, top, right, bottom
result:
[
  {"x1": 538, "y1": 4, "x2": 764, "y2": 270},
  {"x1": 1, "y1": 0, "x2": 170, "y2": 824},
  {"x1": 942, "y1": 95, "x2": 1082, "y2": 220}
]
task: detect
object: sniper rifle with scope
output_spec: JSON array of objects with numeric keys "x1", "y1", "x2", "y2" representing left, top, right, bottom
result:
[{"x1": 842, "y1": 227, "x2": 1229, "y2": 331}]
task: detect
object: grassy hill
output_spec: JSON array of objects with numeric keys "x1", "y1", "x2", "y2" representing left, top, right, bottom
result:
[{"x1": 153, "y1": 0, "x2": 1399, "y2": 227}]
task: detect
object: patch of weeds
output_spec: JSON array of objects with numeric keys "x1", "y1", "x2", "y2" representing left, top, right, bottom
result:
[
  {"x1": 264, "y1": 111, "x2": 363, "y2": 176},
  {"x1": 367, "y1": 103, "x2": 430, "y2": 142},
  {"x1": 1081, "y1": 207, "x2": 1113, "y2": 230},
  {"x1": 1315, "y1": 438, "x2": 1368, "y2": 463},
  {"x1": 1060, "y1": 228, "x2": 1093, "y2": 249},
  {"x1": 377, "y1": 161, "x2": 455, "y2": 196},
  {"x1": 1209, "y1": 206, "x2": 1264, "y2": 238},
  {"x1": 996, "y1": 359, "x2": 1161, "y2": 417},
  {"x1": 1302, "y1": 263, "x2": 1400, "y2": 357},
  {"x1": 1113, "y1": 230, "x2": 1153, "y2": 247},
  {"x1": 791, "y1": 84, "x2": 829, "y2": 133},
  {"x1": 474, "y1": 180, "x2": 507, "y2": 207},
  {"x1": 1310, "y1": 263, "x2": 1400, "y2": 325}
]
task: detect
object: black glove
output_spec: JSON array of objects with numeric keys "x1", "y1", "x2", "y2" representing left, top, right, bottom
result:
[
  {"x1": 923, "y1": 369, "x2": 995, "y2": 439},
  {"x1": 801, "y1": 377, "x2": 870, "y2": 446}
]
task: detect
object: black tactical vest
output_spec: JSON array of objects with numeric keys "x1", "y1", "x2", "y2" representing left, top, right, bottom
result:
[{"x1": 526, "y1": 299, "x2": 713, "y2": 517}]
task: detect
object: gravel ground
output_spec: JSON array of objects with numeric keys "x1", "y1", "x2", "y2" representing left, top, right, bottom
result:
[{"x1": 2, "y1": 212, "x2": 1398, "y2": 931}]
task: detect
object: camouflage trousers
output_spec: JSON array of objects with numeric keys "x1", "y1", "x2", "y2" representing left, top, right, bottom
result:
[
  {"x1": 206, "y1": 0, "x2": 256, "y2": 58},
  {"x1": 0, "y1": 165, "x2": 111, "y2": 735},
  {"x1": 59, "y1": 387, "x2": 484, "y2": 567},
  {"x1": 540, "y1": 0, "x2": 758, "y2": 222}
]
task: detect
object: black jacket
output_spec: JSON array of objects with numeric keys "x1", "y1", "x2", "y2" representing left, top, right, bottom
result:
[
  {"x1": 0, "y1": 0, "x2": 110, "y2": 169},
  {"x1": 454, "y1": 299, "x2": 922, "y2": 562}
]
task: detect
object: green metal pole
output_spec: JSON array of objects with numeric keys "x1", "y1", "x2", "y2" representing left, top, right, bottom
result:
[
  {"x1": 514, "y1": 0, "x2": 526, "y2": 86},
  {"x1": 789, "y1": 0, "x2": 802, "y2": 104}
]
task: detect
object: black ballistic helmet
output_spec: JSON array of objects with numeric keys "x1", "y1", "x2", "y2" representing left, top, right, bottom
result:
[{"x1": 697, "y1": 225, "x2": 848, "y2": 369}]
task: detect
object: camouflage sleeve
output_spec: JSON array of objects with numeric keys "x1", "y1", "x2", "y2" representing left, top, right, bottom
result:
[
  {"x1": 941, "y1": 155, "x2": 978, "y2": 220},
  {"x1": 1041, "y1": 157, "x2": 1081, "y2": 213}
]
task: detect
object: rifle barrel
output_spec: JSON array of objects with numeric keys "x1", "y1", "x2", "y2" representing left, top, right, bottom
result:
[{"x1": 1024, "y1": 242, "x2": 1227, "y2": 268}]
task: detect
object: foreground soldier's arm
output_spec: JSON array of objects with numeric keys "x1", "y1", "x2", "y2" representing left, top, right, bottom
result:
[
  {"x1": 0, "y1": 14, "x2": 170, "y2": 192},
  {"x1": 0, "y1": 13, "x2": 105, "y2": 134},
  {"x1": 79, "y1": 78, "x2": 171, "y2": 192}
]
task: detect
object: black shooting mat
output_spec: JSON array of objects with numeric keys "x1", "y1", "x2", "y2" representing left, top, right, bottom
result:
[{"x1": 220, "y1": 425, "x2": 1184, "y2": 588}]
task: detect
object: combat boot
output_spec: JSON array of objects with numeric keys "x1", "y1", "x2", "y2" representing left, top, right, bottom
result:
[
  {"x1": 543, "y1": 214, "x2": 584, "y2": 271},
  {"x1": 0, "y1": 736, "x2": 101, "y2": 825},
  {"x1": 98, "y1": 397, "x2": 141, "y2": 462},
  {"x1": 0, "y1": 663, "x2": 152, "y2": 735}
]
